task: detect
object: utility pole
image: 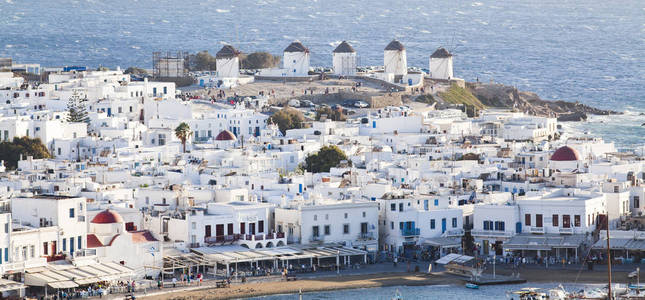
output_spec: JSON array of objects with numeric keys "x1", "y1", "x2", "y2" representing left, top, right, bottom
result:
[{"x1": 606, "y1": 215, "x2": 612, "y2": 299}]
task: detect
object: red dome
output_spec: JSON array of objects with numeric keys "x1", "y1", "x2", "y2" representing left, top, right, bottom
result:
[
  {"x1": 215, "y1": 130, "x2": 237, "y2": 141},
  {"x1": 550, "y1": 146, "x2": 580, "y2": 161},
  {"x1": 91, "y1": 209, "x2": 124, "y2": 224}
]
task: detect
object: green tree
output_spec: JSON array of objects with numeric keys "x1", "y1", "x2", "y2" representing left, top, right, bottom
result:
[
  {"x1": 0, "y1": 137, "x2": 51, "y2": 170},
  {"x1": 189, "y1": 51, "x2": 217, "y2": 71},
  {"x1": 315, "y1": 106, "x2": 346, "y2": 121},
  {"x1": 124, "y1": 67, "x2": 148, "y2": 75},
  {"x1": 240, "y1": 52, "x2": 281, "y2": 69},
  {"x1": 174, "y1": 122, "x2": 192, "y2": 153},
  {"x1": 304, "y1": 145, "x2": 349, "y2": 173},
  {"x1": 66, "y1": 92, "x2": 90, "y2": 124},
  {"x1": 268, "y1": 108, "x2": 304, "y2": 135}
]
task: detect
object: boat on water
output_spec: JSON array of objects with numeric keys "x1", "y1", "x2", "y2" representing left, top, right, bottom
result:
[
  {"x1": 391, "y1": 288, "x2": 403, "y2": 300},
  {"x1": 506, "y1": 286, "x2": 569, "y2": 300},
  {"x1": 465, "y1": 283, "x2": 479, "y2": 289}
]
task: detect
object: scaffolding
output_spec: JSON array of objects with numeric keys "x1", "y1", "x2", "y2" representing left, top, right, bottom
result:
[{"x1": 152, "y1": 51, "x2": 188, "y2": 78}]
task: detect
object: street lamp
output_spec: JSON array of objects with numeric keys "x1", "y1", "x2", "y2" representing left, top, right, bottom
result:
[{"x1": 336, "y1": 250, "x2": 340, "y2": 275}]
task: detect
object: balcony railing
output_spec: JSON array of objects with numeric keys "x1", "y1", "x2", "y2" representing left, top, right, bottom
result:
[
  {"x1": 205, "y1": 233, "x2": 286, "y2": 244},
  {"x1": 359, "y1": 232, "x2": 375, "y2": 240},
  {"x1": 529, "y1": 226, "x2": 545, "y2": 234},
  {"x1": 559, "y1": 227, "x2": 574, "y2": 234},
  {"x1": 401, "y1": 228, "x2": 420, "y2": 237},
  {"x1": 471, "y1": 230, "x2": 514, "y2": 237},
  {"x1": 442, "y1": 229, "x2": 464, "y2": 237}
]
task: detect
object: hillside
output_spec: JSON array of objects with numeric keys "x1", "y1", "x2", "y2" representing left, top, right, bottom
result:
[
  {"x1": 437, "y1": 84, "x2": 485, "y2": 110},
  {"x1": 466, "y1": 83, "x2": 618, "y2": 121}
]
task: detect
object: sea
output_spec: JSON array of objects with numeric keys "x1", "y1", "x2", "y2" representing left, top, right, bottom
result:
[
  {"x1": 245, "y1": 283, "x2": 596, "y2": 300},
  {"x1": 0, "y1": 0, "x2": 643, "y2": 148}
]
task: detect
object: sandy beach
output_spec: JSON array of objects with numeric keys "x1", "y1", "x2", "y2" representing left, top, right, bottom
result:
[{"x1": 139, "y1": 265, "x2": 633, "y2": 300}]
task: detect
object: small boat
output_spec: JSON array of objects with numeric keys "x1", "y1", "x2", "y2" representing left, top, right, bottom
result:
[
  {"x1": 391, "y1": 288, "x2": 403, "y2": 300},
  {"x1": 506, "y1": 288, "x2": 549, "y2": 300},
  {"x1": 465, "y1": 283, "x2": 479, "y2": 289}
]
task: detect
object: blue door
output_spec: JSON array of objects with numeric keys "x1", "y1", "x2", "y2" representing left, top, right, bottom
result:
[
  {"x1": 107, "y1": 108, "x2": 112, "y2": 116},
  {"x1": 424, "y1": 199, "x2": 429, "y2": 211},
  {"x1": 200, "y1": 79, "x2": 204, "y2": 86},
  {"x1": 516, "y1": 222, "x2": 522, "y2": 233},
  {"x1": 441, "y1": 218, "x2": 446, "y2": 233},
  {"x1": 298, "y1": 184, "x2": 303, "y2": 194}
]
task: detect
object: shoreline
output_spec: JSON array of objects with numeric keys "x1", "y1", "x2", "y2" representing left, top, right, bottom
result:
[{"x1": 140, "y1": 267, "x2": 633, "y2": 300}]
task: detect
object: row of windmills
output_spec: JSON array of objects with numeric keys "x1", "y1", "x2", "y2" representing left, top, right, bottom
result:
[{"x1": 205, "y1": 40, "x2": 454, "y2": 87}]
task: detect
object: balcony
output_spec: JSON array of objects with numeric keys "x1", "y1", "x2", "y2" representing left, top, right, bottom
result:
[
  {"x1": 559, "y1": 227, "x2": 574, "y2": 235},
  {"x1": 401, "y1": 228, "x2": 420, "y2": 237},
  {"x1": 442, "y1": 229, "x2": 464, "y2": 237},
  {"x1": 358, "y1": 232, "x2": 375, "y2": 240},
  {"x1": 529, "y1": 226, "x2": 545, "y2": 234},
  {"x1": 204, "y1": 234, "x2": 241, "y2": 244},
  {"x1": 471, "y1": 230, "x2": 513, "y2": 237}
]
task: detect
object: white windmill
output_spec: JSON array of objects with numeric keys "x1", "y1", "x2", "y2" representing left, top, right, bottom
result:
[
  {"x1": 216, "y1": 44, "x2": 241, "y2": 79},
  {"x1": 429, "y1": 47, "x2": 454, "y2": 80},
  {"x1": 332, "y1": 41, "x2": 357, "y2": 76},
  {"x1": 384, "y1": 39, "x2": 407, "y2": 76},
  {"x1": 283, "y1": 41, "x2": 310, "y2": 76}
]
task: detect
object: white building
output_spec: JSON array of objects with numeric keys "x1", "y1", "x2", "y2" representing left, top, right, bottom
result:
[
  {"x1": 332, "y1": 41, "x2": 357, "y2": 76},
  {"x1": 275, "y1": 199, "x2": 379, "y2": 252},
  {"x1": 429, "y1": 47, "x2": 453, "y2": 80},
  {"x1": 283, "y1": 41, "x2": 310, "y2": 76},
  {"x1": 384, "y1": 40, "x2": 407, "y2": 76},
  {"x1": 216, "y1": 45, "x2": 240, "y2": 79}
]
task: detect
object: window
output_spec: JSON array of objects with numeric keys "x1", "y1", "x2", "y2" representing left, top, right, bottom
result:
[
  {"x1": 312, "y1": 226, "x2": 319, "y2": 237},
  {"x1": 399, "y1": 222, "x2": 404, "y2": 230},
  {"x1": 344, "y1": 213, "x2": 348, "y2": 219},
  {"x1": 325, "y1": 214, "x2": 329, "y2": 220},
  {"x1": 258, "y1": 221, "x2": 264, "y2": 233},
  {"x1": 430, "y1": 219, "x2": 435, "y2": 229},
  {"x1": 399, "y1": 203, "x2": 404, "y2": 211},
  {"x1": 452, "y1": 217, "x2": 457, "y2": 228},
  {"x1": 343, "y1": 224, "x2": 350, "y2": 234},
  {"x1": 78, "y1": 236, "x2": 82, "y2": 249},
  {"x1": 390, "y1": 204, "x2": 396, "y2": 211},
  {"x1": 191, "y1": 222, "x2": 196, "y2": 229},
  {"x1": 495, "y1": 221, "x2": 505, "y2": 231},
  {"x1": 552, "y1": 214, "x2": 559, "y2": 227},
  {"x1": 484, "y1": 220, "x2": 492, "y2": 231},
  {"x1": 362, "y1": 211, "x2": 366, "y2": 218},
  {"x1": 313, "y1": 215, "x2": 317, "y2": 221},
  {"x1": 563, "y1": 215, "x2": 571, "y2": 228},
  {"x1": 43, "y1": 242, "x2": 48, "y2": 255},
  {"x1": 525, "y1": 214, "x2": 531, "y2": 226},
  {"x1": 614, "y1": 186, "x2": 619, "y2": 193},
  {"x1": 574, "y1": 215, "x2": 581, "y2": 227},
  {"x1": 3, "y1": 223, "x2": 7, "y2": 233},
  {"x1": 69, "y1": 208, "x2": 74, "y2": 218},
  {"x1": 536, "y1": 214, "x2": 543, "y2": 227},
  {"x1": 635, "y1": 196, "x2": 640, "y2": 209},
  {"x1": 324, "y1": 225, "x2": 330, "y2": 235},
  {"x1": 62, "y1": 238, "x2": 67, "y2": 251},
  {"x1": 434, "y1": 199, "x2": 439, "y2": 206}
]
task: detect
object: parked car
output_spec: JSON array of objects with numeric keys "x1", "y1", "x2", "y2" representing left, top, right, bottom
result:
[
  {"x1": 288, "y1": 99, "x2": 301, "y2": 107},
  {"x1": 301, "y1": 100, "x2": 315, "y2": 107},
  {"x1": 342, "y1": 99, "x2": 358, "y2": 107},
  {"x1": 354, "y1": 101, "x2": 369, "y2": 108}
]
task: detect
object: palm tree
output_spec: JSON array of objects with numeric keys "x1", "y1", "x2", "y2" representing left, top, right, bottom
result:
[{"x1": 174, "y1": 122, "x2": 192, "y2": 153}]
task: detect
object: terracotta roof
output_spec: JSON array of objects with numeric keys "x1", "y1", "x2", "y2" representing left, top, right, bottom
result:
[
  {"x1": 86, "y1": 234, "x2": 103, "y2": 248},
  {"x1": 333, "y1": 41, "x2": 355, "y2": 53},
  {"x1": 91, "y1": 209, "x2": 124, "y2": 224},
  {"x1": 385, "y1": 40, "x2": 405, "y2": 51},
  {"x1": 284, "y1": 41, "x2": 309, "y2": 53},
  {"x1": 216, "y1": 45, "x2": 241, "y2": 58},
  {"x1": 550, "y1": 146, "x2": 581, "y2": 161},
  {"x1": 215, "y1": 130, "x2": 237, "y2": 141},
  {"x1": 131, "y1": 231, "x2": 158, "y2": 243},
  {"x1": 431, "y1": 47, "x2": 452, "y2": 58}
]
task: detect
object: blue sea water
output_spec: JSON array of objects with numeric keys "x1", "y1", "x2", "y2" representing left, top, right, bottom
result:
[
  {"x1": 245, "y1": 283, "x2": 595, "y2": 300},
  {"x1": 0, "y1": 0, "x2": 643, "y2": 148}
]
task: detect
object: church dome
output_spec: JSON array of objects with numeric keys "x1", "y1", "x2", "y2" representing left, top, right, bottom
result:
[
  {"x1": 91, "y1": 209, "x2": 124, "y2": 224},
  {"x1": 550, "y1": 146, "x2": 580, "y2": 161},
  {"x1": 215, "y1": 130, "x2": 237, "y2": 141}
]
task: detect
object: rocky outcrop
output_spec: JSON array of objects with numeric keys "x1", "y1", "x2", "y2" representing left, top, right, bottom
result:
[{"x1": 467, "y1": 83, "x2": 618, "y2": 121}]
